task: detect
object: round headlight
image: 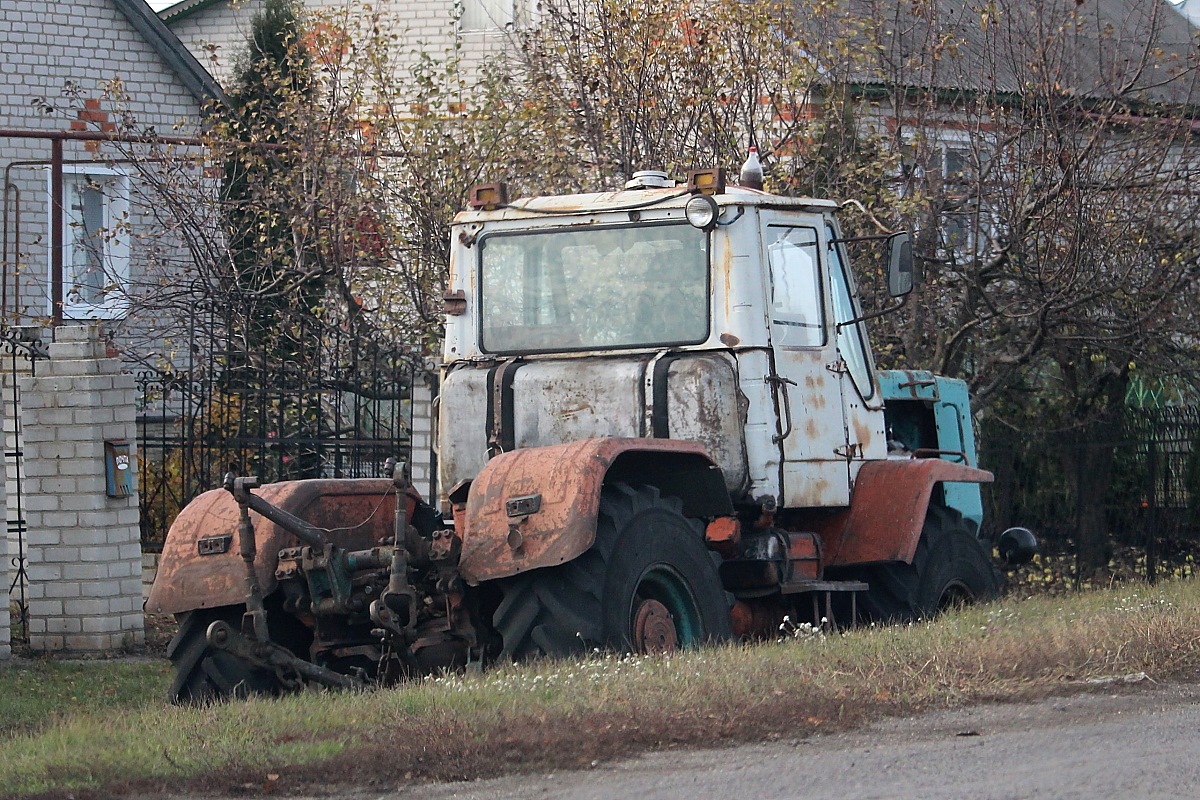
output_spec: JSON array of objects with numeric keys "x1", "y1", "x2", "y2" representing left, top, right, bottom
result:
[{"x1": 685, "y1": 194, "x2": 720, "y2": 230}]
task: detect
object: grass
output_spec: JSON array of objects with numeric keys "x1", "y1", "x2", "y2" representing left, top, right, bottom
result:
[
  {"x1": 4, "y1": 579, "x2": 1200, "y2": 798},
  {"x1": 0, "y1": 659, "x2": 168, "y2": 739}
]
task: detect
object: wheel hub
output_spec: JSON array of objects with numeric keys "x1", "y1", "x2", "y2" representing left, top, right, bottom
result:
[{"x1": 632, "y1": 599, "x2": 678, "y2": 654}]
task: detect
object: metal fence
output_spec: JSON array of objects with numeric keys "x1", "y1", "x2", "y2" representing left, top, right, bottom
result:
[
  {"x1": 982, "y1": 407, "x2": 1200, "y2": 583},
  {"x1": 134, "y1": 304, "x2": 415, "y2": 552},
  {"x1": 2, "y1": 326, "x2": 49, "y2": 644}
]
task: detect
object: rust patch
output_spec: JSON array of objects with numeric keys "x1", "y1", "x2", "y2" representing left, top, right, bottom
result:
[
  {"x1": 720, "y1": 332, "x2": 740, "y2": 347},
  {"x1": 719, "y1": 247, "x2": 735, "y2": 318},
  {"x1": 852, "y1": 418, "x2": 874, "y2": 452},
  {"x1": 824, "y1": 459, "x2": 993, "y2": 566},
  {"x1": 559, "y1": 401, "x2": 593, "y2": 418},
  {"x1": 458, "y1": 438, "x2": 712, "y2": 584},
  {"x1": 147, "y1": 479, "x2": 399, "y2": 615},
  {"x1": 793, "y1": 473, "x2": 832, "y2": 507}
]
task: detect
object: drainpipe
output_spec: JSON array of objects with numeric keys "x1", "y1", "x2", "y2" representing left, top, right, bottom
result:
[{"x1": 50, "y1": 138, "x2": 63, "y2": 327}]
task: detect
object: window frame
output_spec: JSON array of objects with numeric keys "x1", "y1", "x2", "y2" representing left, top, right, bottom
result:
[
  {"x1": 825, "y1": 224, "x2": 877, "y2": 402},
  {"x1": 48, "y1": 165, "x2": 131, "y2": 321},
  {"x1": 765, "y1": 224, "x2": 827, "y2": 349},
  {"x1": 475, "y1": 220, "x2": 711, "y2": 355},
  {"x1": 459, "y1": 0, "x2": 516, "y2": 32}
]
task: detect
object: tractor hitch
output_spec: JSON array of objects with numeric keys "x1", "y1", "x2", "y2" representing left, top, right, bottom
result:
[{"x1": 205, "y1": 619, "x2": 366, "y2": 691}]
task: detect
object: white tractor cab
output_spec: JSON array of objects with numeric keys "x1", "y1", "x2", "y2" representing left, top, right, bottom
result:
[{"x1": 441, "y1": 170, "x2": 917, "y2": 513}]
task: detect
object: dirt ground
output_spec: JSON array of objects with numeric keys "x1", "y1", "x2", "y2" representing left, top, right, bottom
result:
[
  {"x1": 143, "y1": 613, "x2": 177, "y2": 655},
  {"x1": 141, "y1": 679, "x2": 1200, "y2": 800}
]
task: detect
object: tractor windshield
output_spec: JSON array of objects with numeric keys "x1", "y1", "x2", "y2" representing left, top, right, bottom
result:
[{"x1": 479, "y1": 222, "x2": 709, "y2": 353}]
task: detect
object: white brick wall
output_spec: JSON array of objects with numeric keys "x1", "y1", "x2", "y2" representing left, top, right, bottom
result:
[
  {"x1": 409, "y1": 375, "x2": 436, "y2": 502},
  {"x1": 18, "y1": 325, "x2": 143, "y2": 652},
  {"x1": 167, "y1": 0, "x2": 514, "y2": 86},
  {"x1": 1, "y1": 0, "x2": 207, "y2": 328}
]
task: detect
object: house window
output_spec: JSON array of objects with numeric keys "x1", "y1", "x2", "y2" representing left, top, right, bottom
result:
[
  {"x1": 460, "y1": 0, "x2": 515, "y2": 31},
  {"x1": 52, "y1": 168, "x2": 130, "y2": 319}
]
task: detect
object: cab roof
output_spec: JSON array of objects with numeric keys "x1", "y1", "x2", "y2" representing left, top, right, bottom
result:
[{"x1": 453, "y1": 185, "x2": 840, "y2": 225}]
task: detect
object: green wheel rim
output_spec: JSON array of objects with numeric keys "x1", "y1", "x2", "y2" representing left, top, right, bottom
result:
[{"x1": 634, "y1": 565, "x2": 703, "y2": 649}]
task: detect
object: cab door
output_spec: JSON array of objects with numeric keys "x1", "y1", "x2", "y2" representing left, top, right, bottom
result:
[
  {"x1": 761, "y1": 216, "x2": 851, "y2": 507},
  {"x1": 825, "y1": 224, "x2": 888, "y2": 481}
]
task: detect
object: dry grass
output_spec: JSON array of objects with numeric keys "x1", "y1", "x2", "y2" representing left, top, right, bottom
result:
[{"x1": 5, "y1": 580, "x2": 1200, "y2": 798}]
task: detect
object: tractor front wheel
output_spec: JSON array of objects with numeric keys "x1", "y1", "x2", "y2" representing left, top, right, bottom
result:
[
  {"x1": 599, "y1": 487, "x2": 731, "y2": 653},
  {"x1": 857, "y1": 504, "x2": 1000, "y2": 622}
]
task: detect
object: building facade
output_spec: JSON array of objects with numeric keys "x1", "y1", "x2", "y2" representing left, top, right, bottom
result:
[{"x1": 161, "y1": 0, "x2": 517, "y2": 84}]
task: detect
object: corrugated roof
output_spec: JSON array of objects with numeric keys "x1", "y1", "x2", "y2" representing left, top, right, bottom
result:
[
  {"x1": 814, "y1": 0, "x2": 1200, "y2": 107},
  {"x1": 157, "y1": 0, "x2": 230, "y2": 25}
]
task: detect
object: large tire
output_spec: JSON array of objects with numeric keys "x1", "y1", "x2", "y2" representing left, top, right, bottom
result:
[
  {"x1": 857, "y1": 504, "x2": 1000, "y2": 622},
  {"x1": 492, "y1": 483, "x2": 731, "y2": 660},
  {"x1": 166, "y1": 608, "x2": 280, "y2": 704}
]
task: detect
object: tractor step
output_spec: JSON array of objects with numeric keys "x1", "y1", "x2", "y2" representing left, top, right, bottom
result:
[{"x1": 778, "y1": 579, "x2": 869, "y2": 629}]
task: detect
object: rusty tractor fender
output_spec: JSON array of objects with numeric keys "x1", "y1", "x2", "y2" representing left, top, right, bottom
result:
[
  {"x1": 456, "y1": 437, "x2": 731, "y2": 585},
  {"x1": 819, "y1": 459, "x2": 994, "y2": 567},
  {"x1": 146, "y1": 479, "x2": 405, "y2": 616}
]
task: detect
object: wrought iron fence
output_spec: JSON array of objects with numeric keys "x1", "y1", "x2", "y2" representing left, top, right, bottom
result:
[
  {"x1": 134, "y1": 305, "x2": 416, "y2": 552},
  {"x1": 1, "y1": 326, "x2": 49, "y2": 644},
  {"x1": 982, "y1": 407, "x2": 1200, "y2": 584}
]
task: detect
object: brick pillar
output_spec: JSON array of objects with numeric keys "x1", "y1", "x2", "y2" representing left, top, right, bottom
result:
[
  {"x1": 409, "y1": 373, "x2": 436, "y2": 503},
  {"x1": 19, "y1": 325, "x2": 143, "y2": 652}
]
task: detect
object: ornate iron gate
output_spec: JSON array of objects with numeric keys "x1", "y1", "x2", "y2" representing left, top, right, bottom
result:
[{"x1": 134, "y1": 304, "x2": 415, "y2": 552}]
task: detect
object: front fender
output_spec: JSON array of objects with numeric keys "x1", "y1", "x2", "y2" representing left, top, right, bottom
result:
[
  {"x1": 824, "y1": 459, "x2": 994, "y2": 567},
  {"x1": 457, "y1": 438, "x2": 720, "y2": 584}
]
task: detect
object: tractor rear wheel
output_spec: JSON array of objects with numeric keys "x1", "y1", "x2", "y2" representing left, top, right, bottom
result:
[
  {"x1": 492, "y1": 483, "x2": 731, "y2": 660},
  {"x1": 858, "y1": 504, "x2": 999, "y2": 622},
  {"x1": 167, "y1": 607, "x2": 280, "y2": 704}
]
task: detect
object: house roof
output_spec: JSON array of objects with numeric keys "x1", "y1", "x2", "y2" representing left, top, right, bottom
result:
[
  {"x1": 157, "y1": 0, "x2": 235, "y2": 25},
  {"x1": 113, "y1": 0, "x2": 227, "y2": 105},
  {"x1": 821, "y1": 0, "x2": 1200, "y2": 108}
]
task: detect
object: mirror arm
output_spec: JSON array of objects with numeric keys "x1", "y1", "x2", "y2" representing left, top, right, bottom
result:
[
  {"x1": 828, "y1": 233, "x2": 894, "y2": 245},
  {"x1": 835, "y1": 294, "x2": 909, "y2": 331}
]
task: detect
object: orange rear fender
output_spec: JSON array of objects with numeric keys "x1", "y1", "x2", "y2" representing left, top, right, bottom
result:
[{"x1": 146, "y1": 479, "x2": 404, "y2": 615}]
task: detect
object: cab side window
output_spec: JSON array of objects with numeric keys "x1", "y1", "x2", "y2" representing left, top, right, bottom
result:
[{"x1": 827, "y1": 227, "x2": 876, "y2": 400}]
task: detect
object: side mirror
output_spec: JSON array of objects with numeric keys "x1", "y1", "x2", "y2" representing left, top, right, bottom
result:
[{"x1": 886, "y1": 232, "x2": 914, "y2": 298}]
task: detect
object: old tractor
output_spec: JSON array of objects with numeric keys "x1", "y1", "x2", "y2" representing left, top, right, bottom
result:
[{"x1": 148, "y1": 167, "x2": 1033, "y2": 702}]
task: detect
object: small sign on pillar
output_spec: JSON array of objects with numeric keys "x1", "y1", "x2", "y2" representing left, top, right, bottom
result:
[{"x1": 104, "y1": 440, "x2": 135, "y2": 498}]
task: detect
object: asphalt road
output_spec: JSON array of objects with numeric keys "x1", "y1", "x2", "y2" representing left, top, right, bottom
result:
[{"x1": 367, "y1": 680, "x2": 1200, "y2": 800}]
